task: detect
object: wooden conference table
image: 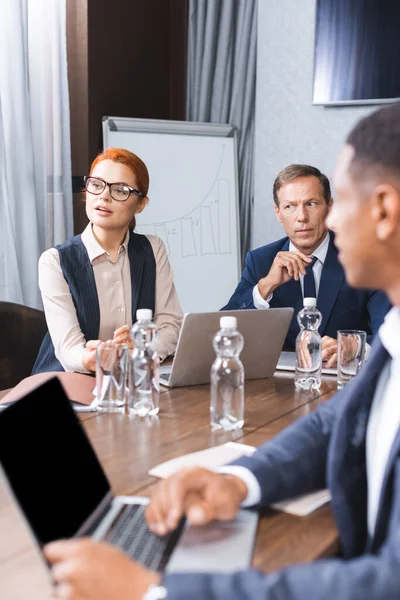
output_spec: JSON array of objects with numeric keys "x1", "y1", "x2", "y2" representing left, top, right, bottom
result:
[{"x1": 0, "y1": 372, "x2": 339, "y2": 599}]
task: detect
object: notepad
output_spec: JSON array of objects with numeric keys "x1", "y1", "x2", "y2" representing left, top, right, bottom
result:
[
  {"x1": 276, "y1": 351, "x2": 337, "y2": 376},
  {"x1": 149, "y1": 442, "x2": 331, "y2": 516},
  {"x1": 149, "y1": 442, "x2": 256, "y2": 478},
  {"x1": 270, "y1": 489, "x2": 331, "y2": 516}
]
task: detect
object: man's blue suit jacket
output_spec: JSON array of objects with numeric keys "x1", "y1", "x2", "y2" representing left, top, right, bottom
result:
[
  {"x1": 164, "y1": 336, "x2": 400, "y2": 599},
  {"x1": 222, "y1": 232, "x2": 391, "y2": 349}
]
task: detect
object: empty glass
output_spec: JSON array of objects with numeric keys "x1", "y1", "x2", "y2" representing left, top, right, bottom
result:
[
  {"x1": 95, "y1": 341, "x2": 129, "y2": 410},
  {"x1": 337, "y1": 330, "x2": 366, "y2": 388}
]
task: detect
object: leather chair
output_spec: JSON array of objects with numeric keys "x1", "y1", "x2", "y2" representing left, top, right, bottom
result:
[{"x1": 0, "y1": 301, "x2": 47, "y2": 390}]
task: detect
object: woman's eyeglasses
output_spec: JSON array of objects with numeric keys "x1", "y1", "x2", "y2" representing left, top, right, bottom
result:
[{"x1": 84, "y1": 176, "x2": 143, "y2": 202}]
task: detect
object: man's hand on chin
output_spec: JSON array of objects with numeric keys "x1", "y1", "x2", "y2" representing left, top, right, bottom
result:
[
  {"x1": 44, "y1": 538, "x2": 160, "y2": 600},
  {"x1": 258, "y1": 251, "x2": 312, "y2": 300}
]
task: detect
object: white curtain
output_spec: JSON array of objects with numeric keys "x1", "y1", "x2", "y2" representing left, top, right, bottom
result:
[{"x1": 0, "y1": 0, "x2": 73, "y2": 308}]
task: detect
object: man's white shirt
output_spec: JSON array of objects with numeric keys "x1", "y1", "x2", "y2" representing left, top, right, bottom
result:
[
  {"x1": 222, "y1": 306, "x2": 400, "y2": 535},
  {"x1": 366, "y1": 306, "x2": 400, "y2": 535}
]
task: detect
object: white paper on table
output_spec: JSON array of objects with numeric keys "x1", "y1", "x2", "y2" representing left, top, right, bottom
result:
[
  {"x1": 270, "y1": 489, "x2": 331, "y2": 516},
  {"x1": 149, "y1": 442, "x2": 331, "y2": 517},
  {"x1": 71, "y1": 398, "x2": 98, "y2": 413},
  {"x1": 148, "y1": 442, "x2": 256, "y2": 479},
  {"x1": 92, "y1": 381, "x2": 129, "y2": 399}
]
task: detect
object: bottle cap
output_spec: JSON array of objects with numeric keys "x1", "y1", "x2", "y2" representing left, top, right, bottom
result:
[
  {"x1": 136, "y1": 308, "x2": 153, "y2": 321},
  {"x1": 303, "y1": 297, "x2": 317, "y2": 307},
  {"x1": 220, "y1": 316, "x2": 237, "y2": 329}
]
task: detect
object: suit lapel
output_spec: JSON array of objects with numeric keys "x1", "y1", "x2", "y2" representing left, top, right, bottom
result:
[
  {"x1": 372, "y1": 387, "x2": 400, "y2": 551},
  {"x1": 380, "y1": 428, "x2": 400, "y2": 504},
  {"x1": 128, "y1": 236, "x2": 144, "y2": 321},
  {"x1": 271, "y1": 237, "x2": 303, "y2": 320},
  {"x1": 318, "y1": 234, "x2": 345, "y2": 335},
  {"x1": 279, "y1": 278, "x2": 303, "y2": 312},
  {"x1": 328, "y1": 339, "x2": 389, "y2": 558}
]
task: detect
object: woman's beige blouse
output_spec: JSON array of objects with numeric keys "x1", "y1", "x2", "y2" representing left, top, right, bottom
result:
[{"x1": 38, "y1": 224, "x2": 183, "y2": 372}]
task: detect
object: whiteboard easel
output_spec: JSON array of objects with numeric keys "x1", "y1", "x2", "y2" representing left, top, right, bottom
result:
[{"x1": 102, "y1": 117, "x2": 240, "y2": 313}]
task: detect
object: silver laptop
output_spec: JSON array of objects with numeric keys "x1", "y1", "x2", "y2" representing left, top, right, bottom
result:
[
  {"x1": 0, "y1": 377, "x2": 258, "y2": 574},
  {"x1": 160, "y1": 308, "x2": 294, "y2": 387}
]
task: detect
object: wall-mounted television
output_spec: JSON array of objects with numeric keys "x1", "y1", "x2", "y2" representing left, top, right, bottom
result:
[{"x1": 313, "y1": 0, "x2": 400, "y2": 106}]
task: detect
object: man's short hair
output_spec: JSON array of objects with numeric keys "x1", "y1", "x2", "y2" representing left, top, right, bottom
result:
[
  {"x1": 347, "y1": 101, "x2": 400, "y2": 179},
  {"x1": 273, "y1": 164, "x2": 332, "y2": 206}
]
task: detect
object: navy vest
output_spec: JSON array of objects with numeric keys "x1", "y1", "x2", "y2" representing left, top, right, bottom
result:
[{"x1": 32, "y1": 232, "x2": 156, "y2": 373}]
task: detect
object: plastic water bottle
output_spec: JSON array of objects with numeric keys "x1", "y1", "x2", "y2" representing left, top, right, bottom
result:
[
  {"x1": 294, "y1": 297, "x2": 322, "y2": 390},
  {"x1": 210, "y1": 316, "x2": 245, "y2": 431},
  {"x1": 128, "y1": 309, "x2": 160, "y2": 416}
]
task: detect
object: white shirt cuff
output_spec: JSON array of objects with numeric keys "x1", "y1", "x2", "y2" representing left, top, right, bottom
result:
[
  {"x1": 252, "y1": 285, "x2": 273, "y2": 309},
  {"x1": 218, "y1": 465, "x2": 262, "y2": 507}
]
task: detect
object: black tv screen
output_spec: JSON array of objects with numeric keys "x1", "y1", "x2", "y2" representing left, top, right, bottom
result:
[{"x1": 313, "y1": 0, "x2": 400, "y2": 105}]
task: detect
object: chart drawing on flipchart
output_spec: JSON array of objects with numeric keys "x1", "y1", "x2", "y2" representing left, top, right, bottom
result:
[
  {"x1": 136, "y1": 145, "x2": 233, "y2": 261},
  {"x1": 103, "y1": 123, "x2": 240, "y2": 313}
]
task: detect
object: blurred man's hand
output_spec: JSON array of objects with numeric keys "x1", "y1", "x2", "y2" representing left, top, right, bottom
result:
[
  {"x1": 44, "y1": 538, "x2": 159, "y2": 600},
  {"x1": 145, "y1": 467, "x2": 248, "y2": 535}
]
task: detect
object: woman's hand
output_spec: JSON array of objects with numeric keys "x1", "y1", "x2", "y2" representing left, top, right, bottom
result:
[
  {"x1": 82, "y1": 340, "x2": 99, "y2": 373},
  {"x1": 113, "y1": 325, "x2": 133, "y2": 349},
  {"x1": 82, "y1": 327, "x2": 132, "y2": 373}
]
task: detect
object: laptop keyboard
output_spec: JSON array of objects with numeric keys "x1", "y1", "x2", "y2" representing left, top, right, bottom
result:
[
  {"x1": 106, "y1": 503, "x2": 184, "y2": 572},
  {"x1": 160, "y1": 373, "x2": 170, "y2": 382}
]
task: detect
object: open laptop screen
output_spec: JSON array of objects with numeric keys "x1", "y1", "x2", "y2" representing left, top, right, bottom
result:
[{"x1": 0, "y1": 377, "x2": 110, "y2": 544}]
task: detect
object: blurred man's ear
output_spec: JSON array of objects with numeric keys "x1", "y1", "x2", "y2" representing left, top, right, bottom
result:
[{"x1": 373, "y1": 184, "x2": 400, "y2": 241}]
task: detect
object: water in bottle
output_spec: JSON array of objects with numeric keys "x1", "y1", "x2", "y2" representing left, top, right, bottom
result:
[
  {"x1": 294, "y1": 297, "x2": 322, "y2": 390},
  {"x1": 210, "y1": 316, "x2": 245, "y2": 431},
  {"x1": 128, "y1": 309, "x2": 160, "y2": 417}
]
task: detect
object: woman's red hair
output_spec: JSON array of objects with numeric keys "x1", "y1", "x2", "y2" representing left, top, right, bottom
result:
[{"x1": 88, "y1": 147, "x2": 149, "y2": 230}]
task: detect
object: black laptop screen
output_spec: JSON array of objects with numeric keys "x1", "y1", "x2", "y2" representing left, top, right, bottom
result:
[{"x1": 0, "y1": 377, "x2": 111, "y2": 544}]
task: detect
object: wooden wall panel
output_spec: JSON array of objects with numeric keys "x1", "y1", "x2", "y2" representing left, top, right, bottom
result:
[{"x1": 66, "y1": 0, "x2": 188, "y2": 234}]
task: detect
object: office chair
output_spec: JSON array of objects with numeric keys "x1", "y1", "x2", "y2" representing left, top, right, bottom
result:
[{"x1": 0, "y1": 301, "x2": 47, "y2": 390}]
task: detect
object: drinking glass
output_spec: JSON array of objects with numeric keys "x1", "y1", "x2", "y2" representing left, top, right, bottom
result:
[
  {"x1": 337, "y1": 330, "x2": 366, "y2": 388},
  {"x1": 95, "y1": 341, "x2": 129, "y2": 410}
]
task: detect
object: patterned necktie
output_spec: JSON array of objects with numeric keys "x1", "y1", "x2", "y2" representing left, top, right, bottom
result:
[{"x1": 303, "y1": 255, "x2": 318, "y2": 298}]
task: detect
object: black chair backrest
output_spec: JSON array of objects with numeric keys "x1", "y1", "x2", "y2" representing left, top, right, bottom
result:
[{"x1": 0, "y1": 301, "x2": 47, "y2": 389}]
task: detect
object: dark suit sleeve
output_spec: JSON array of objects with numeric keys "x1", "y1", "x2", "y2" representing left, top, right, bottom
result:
[
  {"x1": 164, "y1": 547, "x2": 400, "y2": 600},
  {"x1": 366, "y1": 290, "x2": 392, "y2": 343},
  {"x1": 221, "y1": 251, "x2": 258, "y2": 310},
  {"x1": 162, "y1": 359, "x2": 400, "y2": 598},
  {"x1": 229, "y1": 388, "x2": 347, "y2": 505}
]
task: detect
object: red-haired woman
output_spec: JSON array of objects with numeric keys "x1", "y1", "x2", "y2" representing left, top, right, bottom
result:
[{"x1": 33, "y1": 148, "x2": 182, "y2": 374}]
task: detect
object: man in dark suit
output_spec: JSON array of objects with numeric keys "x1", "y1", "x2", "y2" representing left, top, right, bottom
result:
[
  {"x1": 44, "y1": 104, "x2": 400, "y2": 599},
  {"x1": 222, "y1": 163, "x2": 391, "y2": 364}
]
